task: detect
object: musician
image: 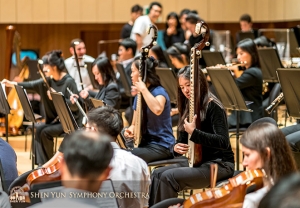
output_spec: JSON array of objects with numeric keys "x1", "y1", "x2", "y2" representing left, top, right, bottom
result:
[
  {"x1": 71, "y1": 57, "x2": 120, "y2": 110},
  {"x1": 2, "y1": 50, "x2": 82, "y2": 166},
  {"x1": 44, "y1": 106, "x2": 150, "y2": 208},
  {"x1": 120, "y1": 4, "x2": 143, "y2": 39},
  {"x1": 130, "y1": 2, "x2": 162, "y2": 52},
  {"x1": 163, "y1": 12, "x2": 185, "y2": 48},
  {"x1": 236, "y1": 14, "x2": 258, "y2": 43},
  {"x1": 228, "y1": 38, "x2": 263, "y2": 128},
  {"x1": 166, "y1": 42, "x2": 190, "y2": 73},
  {"x1": 149, "y1": 66, "x2": 234, "y2": 206},
  {"x1": 149, "y1": 45, "x2": 169, "y2": 68},
  {"x1": 30, "y1": 131, "x2": 113, "y2": 208},
  {"x1": 124, "y1": 57, "x2": 175, "y2": 163},
  {"x1": 179, "y1": 9, "x2": 192, "y2": 42},
  {"x1": 240, "y1": 118, "x2": 297, "y2": 208},
  {"x1": 64, "y1": 38, "x2": 95, "y2": 91}
]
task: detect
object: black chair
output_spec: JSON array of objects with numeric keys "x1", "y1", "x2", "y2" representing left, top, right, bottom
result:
[{"x1": 147, "y1": 156, "x2": 188, "y2": 174}]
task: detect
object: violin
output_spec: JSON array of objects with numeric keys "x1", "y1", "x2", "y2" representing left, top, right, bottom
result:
[{"x1": 183, "y1": 169, "x2": 266, "y2": 208}]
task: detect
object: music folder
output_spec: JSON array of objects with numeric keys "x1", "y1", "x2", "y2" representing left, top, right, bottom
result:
[
  {"x1": 202, "y1": 51, "x2": 226, "y2": 67},
  {"x1": 156, "y1": 67, "x2": 177, "y2": 105},
  {"x1": 90, "y1": 97, "x2": 106, "y2": 108},
  {"x1": 85, "y1": 62, "x2": 99, "y2": 89}
]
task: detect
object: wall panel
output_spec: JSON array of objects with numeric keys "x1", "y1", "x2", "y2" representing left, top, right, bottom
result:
[
  {"x1": 49, "y1": 0, "x2": 65, "y2": 23},
  {"x1": 32, "y1": 0, "x2": 48, "y2": 23},
  {"x1": 65, "y1": 0, "x2": 80, "y2": 23},
  {"x1": 16, "y1": 0, "x2": 32, "y2": 23},
  {"x1": 81, "y1": 0, "x2": 97, "y2": 23},
  {"x1": 0, "y1": 0, "x2": 16, "y2": 23}
]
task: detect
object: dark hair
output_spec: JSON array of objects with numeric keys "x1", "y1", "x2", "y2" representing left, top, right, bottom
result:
[
  {"x1": 131, "y1": 4, "x2": 143, "y2": 13},
  {"x1": 42, "y1": 50, "x2": 66, "y2": 72},
  {"x1": 185, "y1": 12, "x2": 201, "y2": 24},
  {"x1": 240, "y1": 122, "x2": 297, "y2": 184},
  {"x1": 166, "y1": 12, "x2": 181, "y2": 30},
  {"x1": 190, "y1": 10, "x2": 198, "y2": 14},
  {"x1": 236, "y1": 38, "x2": 260, "y2": 68},
  {"x1": 149, "y1": 1, "x2": 162, "y2": 11},
  {"x1": 70, "y1": 38, "x2": 84, "y2": 48},
  {"x1": 179, "y1": 9, "x2": 190, "y2": 18},
  {"x1": 150, "y1": 45, "x2": 168, "y2": 66},
  {"x1": 119, "y1": 38, "x2": 137, "y2": 56},
  {"x1": 240, "y1": 14, "x2": 252, "y2": 23},
  {"x1": 63, "y1": 131, "x2": 113, "y2": 178},
  {"x1": 166, "y1": 43, "x2": 190, "y2": 64},
  {"x1": 177, "y1": 66, "x2": 222, "y2": 130},
  {"x1": 91, "y1": 57, "x2": 116, "y2": 86},
  {"x1": 133, "y1": 56, "x2": 161, "y2": 87},
  {"x1": 87, "y1": 106, "x2": 123, "y2": 138},
  {"x1": 259, "y1": 173, "x2": 300, "y2": 208}
]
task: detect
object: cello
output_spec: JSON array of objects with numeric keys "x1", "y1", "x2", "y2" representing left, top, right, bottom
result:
[
  {"x1": 183, "y1": 169, "x2": 266, "y2": 208},
  {"x1": 187, "y1": 21, "x2": 210, "y2": 167}
]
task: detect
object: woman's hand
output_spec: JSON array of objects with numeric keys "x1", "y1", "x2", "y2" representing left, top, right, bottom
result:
[
  {"x1": 1, "y1": 79, "x2": 17, "y2": 87},
  {"x1": 174, "y1": 143, "x2": 189, "y2": 154},
  {"x1": 70, "y1": 94, "x2": 79, "y2": 104},
  {"x1": 134, "y1": 77, "x2": 147, "y2": 93},
  {"x1": 79, "y1": 89, "x2": 89, "y2": 99},
  {"x1": 184, "y1": 115, "x2": 197, "y2": 135},
  {"x1": 170, "y1": 108, "x2": 179, "y2": 116},
  {"x1": 124, "y1": 125, "x2": 134, "y2": 138}
]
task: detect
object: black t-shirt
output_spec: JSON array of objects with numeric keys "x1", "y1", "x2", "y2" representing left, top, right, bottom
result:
[{"x1": 120, "y1": 23, "x2": 133, "y2": 39}]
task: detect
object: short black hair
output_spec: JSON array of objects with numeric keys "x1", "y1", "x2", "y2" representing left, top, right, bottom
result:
[
  {"x1": 119, "y1": 38, "x2": 137, "y2": 56},
  {"x1": 87, "y1": 106, "x2": 123, "y2": 139},
  {"x1": 149, "y1": 1, "x2": 162, "y2": 11},
  {"x1": 179, "y1": 9, "x2": 190, "y2": 18},
  {"x1": 131, "y1": 4, "x2": 143, "y2": 13},
  {"x1": 70, "y1": 38, "x2": 84, "y2": 48},
  {"x1": 63, "y1": 131, "x2": 113, "y2": 178},
  {"x1": 42, "y1": 50, "x2": 66, "y2": 72},
  {"x1": 185, "y1": 12, "x2": 201, "y2": 24},
  {"x1": 240, "y1": 14, "x2": 252, "y2": 23}
]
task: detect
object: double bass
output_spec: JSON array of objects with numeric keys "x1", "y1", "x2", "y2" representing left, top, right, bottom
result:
[
  {"x1": 188, "y1": 21, "x2": 210, "y2": 167},
  {"x1": 134, "y1": 24, "x2": 158, "y2": 147}
]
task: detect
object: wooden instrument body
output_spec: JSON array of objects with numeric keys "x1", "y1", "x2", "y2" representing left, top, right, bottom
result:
[
  {"x1": 183, "y1": 169, "x2": 266, "y2": 208},
  {"x1": 188, "y1": 21, "x2": 210, "y2": 167}
]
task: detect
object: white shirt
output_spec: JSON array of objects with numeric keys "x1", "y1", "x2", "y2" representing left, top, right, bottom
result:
[
  {"x1": 64, "y1": 54, "x2": 95, "y2": 91},
  {"x1": 130, "y1": 15, "x2": 154, "y2": 49},
  {"x1": 121, "y1": 57, "x2": 135, "y2": 69},
  {"x1": 243, "y1": 186, "x2": 269, "y2": 208},
  {"x1": 109, "y1": 142, "x2": 150, "y2": 208}
]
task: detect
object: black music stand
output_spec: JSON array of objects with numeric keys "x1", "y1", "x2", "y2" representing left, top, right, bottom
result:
[
  {"x1": 156, "y1": 67, "x2": 178, "y2": 105},
  {"x1": 237, "y1": 31, "x2": 255, "y2": 41},
  {"x1": 277, "y1": 69, "x2": 300, "y2": 119},
  {"x1": 206, "y1": 68, "x2": 253, "y2": 170},
  {"x1": 202, "y1": 51, "x2": 226, "y2": 67},
  {"x1": 50, "y1": 92, "x2": 79, "y2": 134},
  {"x1": 0, "y1": 85, "x2": 11, "y2": 142},
  {"x1": 257, "y1": 48, "x2": 283, "y2": 82},
  {"x1": 15, "y1": 85, "x2": 40, "y2": 169}
]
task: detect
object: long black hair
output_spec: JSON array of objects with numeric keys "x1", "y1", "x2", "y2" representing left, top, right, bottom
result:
[
  {"x1": 165, "y1": 12, "x2": 181, "y2": 30},
  {"x1": 91, "y1": 57, "x2": 116, "y2": 86},
  {"x1": 177, "y1": 66, "x2": 223, "y2": 130}
]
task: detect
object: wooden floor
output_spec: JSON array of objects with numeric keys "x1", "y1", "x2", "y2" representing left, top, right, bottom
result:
[{"x1": 4, "y1": 104, "x2": 297, "y2": 176}]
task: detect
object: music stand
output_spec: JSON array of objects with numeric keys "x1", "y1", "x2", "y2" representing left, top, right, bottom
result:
[
  {"x1": 206, "y1": 68, "x2": 253, "y2": 170},
  {"x1": 237, "y1": 31, "x2": 255, "y2": 41},
  {"x1": 156, "y1": 67, "x2": 178, "y2": 105},
  {"x1": 50, "y1": 92, "x2": 79, "y2": 134},
  {"x1": 90, "y1": 98, "x2": 106, "y2": 108},
  {"x1": 277, "y1": 69, "x2": 300, "y2": 119},
  {"x1": 257, "y1": 48, "x2": 283, "y2": 82},
  {"x1": 15, "y1": 85, "x2": 40, "y2": 169},
  {"x1": 85, "y1": 62, "x2": 99, "y2": 89},
  {"x1": 202, "y1": 51, "x2": 226, "y2": 67},
  {"x1": 0, "y1": 85, "x2": 11, "y2": 142}
]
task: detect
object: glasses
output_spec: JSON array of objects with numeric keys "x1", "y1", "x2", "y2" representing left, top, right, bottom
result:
[{"x1": 81, "y1": 126, "x2": 97, "y2": 132}]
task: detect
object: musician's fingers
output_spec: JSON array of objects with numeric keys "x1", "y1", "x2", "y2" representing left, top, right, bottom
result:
[
  {"x1": 193, "y1": 114, "x2": 197, "y2": 123},
  {"x1": 184, "y1": 118, "x2": 188, "y2": 124}
]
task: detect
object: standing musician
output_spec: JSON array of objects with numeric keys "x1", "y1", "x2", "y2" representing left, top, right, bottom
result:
[
  {"x1": 70, "y1": 57, "x2": 120, "y2": 110},
  {"x1": 123, "y1": 56, "x2": 175, "y2": 163},
  {"x1": 64, "y1": 38, "x2": 95, "y2": 91},
  {"x1": 149, "y1": 66, "x2": 234, "y2": 206},
  {"x1": 2, "y1": 50, "x2": 82, "y2": 166},
  {"x1": 227, "y1": 38, "x2": 263, "y2": 128}
]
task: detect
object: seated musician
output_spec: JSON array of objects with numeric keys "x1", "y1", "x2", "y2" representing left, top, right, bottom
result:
[
  {"x1": 227, "y1": 38, "x2": 263, "y2": 128},
  {"x1": 29, "y1": 131, "x2": 113, "y2": 208},
  {"x1": 149, "y1": 65, "x2": 234, "y2": 206},
  {"x1": 123, "y1": 57, "x2": 175, "y2": 163},
  {"x1": 166, "y1": 42, "x2": 190, "y2": 73},
  {"x1": 43, "y1": 106, "x2": 150, "y2": 208},
  {"x1": 71, "y1": 57, "x2": 120, "y2": 110},
  {"x1": 240, "y1": 118, "x2": 297, "y2": 208},
  {"x1": 2, "y1": 50, "x2": 82, "y2": 166}
]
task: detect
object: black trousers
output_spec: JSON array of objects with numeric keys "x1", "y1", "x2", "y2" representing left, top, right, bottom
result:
[
  {"x1": 34, "y1": 123, "x2": 64, "y2": 165},
  {"x1": 131, "y1": 143, "x2": 173, "y2": 163},
  {"x1": 149, "y1": 159, "x2": 234, "y2": 206}
]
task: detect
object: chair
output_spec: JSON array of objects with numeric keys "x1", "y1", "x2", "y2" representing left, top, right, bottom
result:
[{"x1": 147, "y1": 156, "x2": 188, "y2": 174}]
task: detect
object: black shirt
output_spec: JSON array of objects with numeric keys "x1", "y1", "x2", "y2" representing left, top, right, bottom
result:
[
  {"x1": 163, "y1": 28, "x2": 185, "y2": 48},
  {"x1": 120, "y1": 23, "x2": 133, "y2": 39}
]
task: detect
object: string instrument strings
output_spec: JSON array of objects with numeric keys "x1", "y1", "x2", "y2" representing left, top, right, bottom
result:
[
  {"x1": 188, "y1": 21, "x2": 210, "y2": 167},
  {"x1": 134, "y1": 24, "x2": 158, "y2": 147},
  {"x1": 66, "y1": 87, "x2": 88, "y2": 125}
]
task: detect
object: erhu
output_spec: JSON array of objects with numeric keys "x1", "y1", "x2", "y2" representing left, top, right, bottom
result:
[
  {"x1": 134, "y1": 24, "x2": 158, "y2": 147},
  {"x1": 188, "y1": 21, "x2": 210, "y2": 167}
]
